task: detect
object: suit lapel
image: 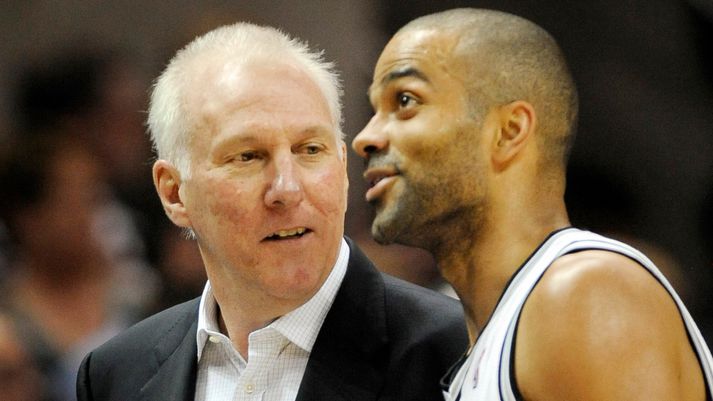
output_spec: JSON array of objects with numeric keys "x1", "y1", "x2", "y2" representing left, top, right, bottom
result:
[
  {"x1": 296, "y1": 238, "x2": 389, "y2": 401},
  {"x1": 139, "y1": 303, "x2": 199, "y2": 401}
]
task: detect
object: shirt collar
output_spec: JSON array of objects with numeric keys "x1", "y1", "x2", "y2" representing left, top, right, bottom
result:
[
  {"x1": 196, "y1": 281, "x2": 222, "y2": 361},
  {"x1": 196, "y1": 238, "x2": 350, "y2": 360}
]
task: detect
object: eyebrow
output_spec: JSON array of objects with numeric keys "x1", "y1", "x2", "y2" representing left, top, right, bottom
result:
[
  {"x1": 212, "y1": 125, "x2": 335, "y2": 149},
  {"x1": 368, "y1": 66, "x2": 430, "y2": 97}
]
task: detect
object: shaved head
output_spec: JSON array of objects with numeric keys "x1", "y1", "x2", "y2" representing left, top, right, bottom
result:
[{"x1": 398, "y1": 8, "x2": 579, "y2": 172}]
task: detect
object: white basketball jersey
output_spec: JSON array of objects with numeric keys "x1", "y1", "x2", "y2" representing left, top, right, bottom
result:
[{"x1": 442, "y1": 228, "x2": 713, "y2": 401}]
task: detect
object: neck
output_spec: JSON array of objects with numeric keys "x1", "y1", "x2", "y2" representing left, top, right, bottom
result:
[
  {"x1": 208, "y1": 275, "x2": 314, "y2": 358},
  {"x1": 214, "y1": 294, "x2": 282, "y2": 357},
  {"x1": 434, "y1": 188, "x2": 569, "y2": 343}
]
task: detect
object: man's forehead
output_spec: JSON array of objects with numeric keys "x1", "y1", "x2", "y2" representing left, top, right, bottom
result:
[
  {"x1": 370, "y1": 29, "x2": 463, "y2": 93},
  {"x1": 184, "y1": 58, "x2": 276, "y2": 120},
  {"x1": 182, "y1": 56, "x2": 335, "y2": 134},
  {"x1": 381, "y1": 29, "x2": 458, "y2": 62}
]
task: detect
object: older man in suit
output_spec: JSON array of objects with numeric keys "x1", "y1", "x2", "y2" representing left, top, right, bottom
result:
[{"x1": 76, "y1": 22, "x2": 467, "y2": 401}]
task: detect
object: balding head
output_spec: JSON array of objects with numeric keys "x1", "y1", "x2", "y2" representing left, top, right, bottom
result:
[{"x1": 399, "y1": 8, "x2": 578, "y2": 172}]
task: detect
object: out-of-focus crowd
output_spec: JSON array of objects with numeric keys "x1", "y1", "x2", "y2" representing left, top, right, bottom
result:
[{"x1": 0, "y1": 49, "x2": 207, "y2": 401}]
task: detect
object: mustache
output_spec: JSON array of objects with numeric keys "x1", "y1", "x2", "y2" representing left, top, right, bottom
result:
[{"x1": 364, "y1": 153, "x2": 400, "y2": 171}]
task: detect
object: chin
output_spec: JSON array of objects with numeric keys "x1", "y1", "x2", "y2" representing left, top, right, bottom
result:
[
  {"x1": 371, "y1": 217, "x2": 401, "y2": 245},
  {"x1": 266, "y1": 268, "x2": 325, "y2": 300},
  {"x1": 371, "y1": 205, "x2": 408, "y2": 245},
  {"x1": 371, "y1": 225, "x2": 392, "y2": 245}
]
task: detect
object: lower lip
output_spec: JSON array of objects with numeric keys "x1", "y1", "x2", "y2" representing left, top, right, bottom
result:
[{"x1": 365, "y1": 176, "x2": 397, "y2": 202}]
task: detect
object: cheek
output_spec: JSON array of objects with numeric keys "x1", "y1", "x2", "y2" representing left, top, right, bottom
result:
[
  {"x1": 190, "y1": 177, "x2": 257, "y2": 231},
  {"x1": 309, "y1": 167, "x2": 348, "y2": 215},
  {"x1": 392, "y1": 118, "x2": 445, "y2": 161}
]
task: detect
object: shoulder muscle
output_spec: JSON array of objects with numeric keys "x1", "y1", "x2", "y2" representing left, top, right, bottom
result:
[{"x1": 514, "y1": 250, "x2": 705, "y2": 401}]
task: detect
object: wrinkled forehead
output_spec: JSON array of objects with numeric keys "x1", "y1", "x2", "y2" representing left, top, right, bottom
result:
[
  {"x1": 184, "y1": 54, "x2": 326, "y2": 118},
  {"x1": 371, "y1": 28, "x2": 465, "y2": 90},
  {"x1": 180, "y1": 54, "x2": 336, "y2": 148},
  {"x1": 369, "y1": 29, "x2": 466, "y2": 94}
]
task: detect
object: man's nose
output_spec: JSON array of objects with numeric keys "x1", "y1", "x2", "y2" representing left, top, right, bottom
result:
[
  {"x1": 264, "y1": 153, "x2": 303, "y2": 208},
  {"x1": 352, "y1": 117, "x2": 388, "y2": 158}
]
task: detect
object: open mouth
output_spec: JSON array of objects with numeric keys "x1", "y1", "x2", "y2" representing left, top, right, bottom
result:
[
  {"x1": 264, "y1": 227, "x2": 310, "y2": 241},
  {"x1": 369, "y1": 175, "x2": 386, "y2": 189},
  {"x1": 363, "y1": 167, "x2": 398, "y2": 203},
  {"x1": 364, "y1": 164, "x2": 399, "y2": 187},
  {"x1": 365, "y1": 169, "x2": 396, "y2": 188}
]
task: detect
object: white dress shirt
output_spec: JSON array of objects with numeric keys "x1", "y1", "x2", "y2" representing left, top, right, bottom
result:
[{"x1": 194, "y1": 238, "x2": 349, "y2": 401}]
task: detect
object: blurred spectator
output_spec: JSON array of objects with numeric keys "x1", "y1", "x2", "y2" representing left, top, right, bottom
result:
[
  {"x1": 12, "y1": 47, "x2": 163, "y2": 272},
  {"x1": 0, "y1": 131, "x2": 154, "y2": 401},
  {"x1": 149, "y1": 223, "x2": 206, "y2": 313},
  {"x1": 0, "y1": 312, "x2": 42, "y2": 401}
]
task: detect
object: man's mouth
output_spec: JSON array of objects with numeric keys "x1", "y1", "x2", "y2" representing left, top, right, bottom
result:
[
  {"x1": 264, "y1": 227, "x2": 309, "y2": 241},
  {"x1": 368, "y1": 175, "x2": 387, "y2": 188},
  {"x1": 363, "y1": 167, "x2": 398, "y2": 202}
]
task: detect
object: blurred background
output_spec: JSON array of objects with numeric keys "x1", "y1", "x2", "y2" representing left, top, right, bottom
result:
[{"x1": 0, "y1": 1, "x2": 710, "y2": 400}]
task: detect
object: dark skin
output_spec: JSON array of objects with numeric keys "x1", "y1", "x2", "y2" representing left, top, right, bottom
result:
[{"x1": 353, "y1": 26, "x2": 706, "y2": 400}]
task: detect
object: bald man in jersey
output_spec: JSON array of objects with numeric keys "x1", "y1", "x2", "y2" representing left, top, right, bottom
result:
[{"x1": 353, "y1": 8, "x2": 712, "y2": 401}]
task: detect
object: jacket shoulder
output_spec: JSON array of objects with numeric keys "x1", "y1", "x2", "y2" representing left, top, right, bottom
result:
[
  {"x1": 88, "y1": 297, "x2": 199, "y2": 366},
  {"x1": 382, "y1": 273, "x2": 464, "y2": 327},
  {"x1": 78, "y1": 298, "x2": 199, "y2": 400},
  {"x1": 381, "y1": 273, "x2": 468, "y2": 354},
  {"x1": 378, "y1": 273, "x2": 469, "y2": 399}
]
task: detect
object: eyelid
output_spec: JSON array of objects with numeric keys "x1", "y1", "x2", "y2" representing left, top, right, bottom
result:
[
  {"x1": 297, "y1": 142, "x2": 326, "y2": 155},
  {"x1": 239, "y1": 151, "x2": 258, "y2": 161},
  {"x1": 225, "y1": 149, "x2": 261, "y2": 163}
]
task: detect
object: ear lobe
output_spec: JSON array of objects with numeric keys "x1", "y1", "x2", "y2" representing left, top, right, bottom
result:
[
  {"x1": 492, "y1": 100, "x2": 536, "y2": 169},
  {"x1": 339, "y1": 141, "x2": 348, "y2": 164},
  {"x1": 153, "y1": 160, "x2": 192, "y2": 228}
]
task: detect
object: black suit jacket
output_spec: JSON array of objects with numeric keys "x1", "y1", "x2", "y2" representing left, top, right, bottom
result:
[{"x1": 77, "y1": 238, "x2": 468, "y2": 400}]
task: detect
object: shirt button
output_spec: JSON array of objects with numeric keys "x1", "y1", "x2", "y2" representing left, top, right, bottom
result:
[
  {"x1": 245, "y1": 383, "x2": 255, "y2": 394},
  {"x1": 208, "y1": 335, "x2": 220, "y2": 343}
]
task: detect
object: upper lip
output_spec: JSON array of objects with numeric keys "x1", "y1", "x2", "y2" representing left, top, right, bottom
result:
[{"x1": 363, "y1": 166, "x2": 398, "y2": 188}]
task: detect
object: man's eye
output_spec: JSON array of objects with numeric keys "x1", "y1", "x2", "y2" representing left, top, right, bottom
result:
[
  {"x1": 397, "y1": 93, "x2": 416, "y2": 108},
  {"x1": 299, "y1": 144, "x2": 323, "y2": 156},
  {"x1": 239, "y1": 151, "x2": 257, "y2": 162}
]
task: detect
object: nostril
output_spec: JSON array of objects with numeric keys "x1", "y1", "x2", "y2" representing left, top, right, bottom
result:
[{"x1": 363, "y1": 145, "x2": 378, "y2": 154}]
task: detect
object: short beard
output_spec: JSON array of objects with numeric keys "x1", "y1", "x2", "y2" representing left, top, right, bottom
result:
[
  {"x1": 370, "y1": 177, "x2": 447, "y2": 248},
  {"x1": 370, "y1": 169, "x2": 486, "y2": 255}
]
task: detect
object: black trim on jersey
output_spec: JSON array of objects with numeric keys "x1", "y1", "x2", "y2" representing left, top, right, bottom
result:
[
  {"x1": 440, "y1": 350, "x2": 469, "y2": 392},
  {"x1": 508, "y1": 244, "x2": 712, "y2": 401},
  {"x1": 506, "y1": 321, "x2": 526, "y2": 401},
  {"x1": 440, "y1": 227, "x2": 573, "y2": 399}
]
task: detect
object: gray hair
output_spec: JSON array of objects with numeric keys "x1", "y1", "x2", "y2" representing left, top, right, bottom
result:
[{"x1": 147, "y1": 22, "x2": 344, "y2": 175}]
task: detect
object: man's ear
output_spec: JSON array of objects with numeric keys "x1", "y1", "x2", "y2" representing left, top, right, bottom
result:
[
  {"x1": 153, "y1": 160, "x2": 191, "y2": 228},
  {"x1": 339, "y1": 140, "x2": 348, "y2": 164},
  {"x1": 339, "y1": 140, "x2": 349, "y2": 203},
  {"x1": 491, "y1": 100, "x2": 536, "y2": 170}
]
